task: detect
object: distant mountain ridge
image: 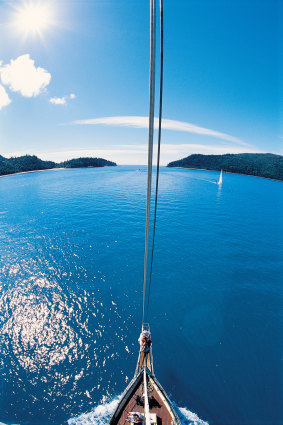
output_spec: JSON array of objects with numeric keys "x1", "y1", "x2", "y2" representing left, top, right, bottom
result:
[
  {"x1": 167, "y1": 153, "x2": 283, "y2": 181},
  {"x1": 0, "y1": 155, "x2": 117, "y2": 177}
]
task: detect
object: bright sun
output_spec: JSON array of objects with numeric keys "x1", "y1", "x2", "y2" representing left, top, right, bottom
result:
[{"x1": 15, "y1": 2, "x2": 53, "y2": 36}]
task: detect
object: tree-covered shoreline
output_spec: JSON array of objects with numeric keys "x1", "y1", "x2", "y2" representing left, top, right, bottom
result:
[
  {"x1": 60, "y1": 157, "x2": 117, "y2": 168},
  {"x1": 0, "y1": 155, "x2": 117, "y2": 177},
  {"x1": 167, "y1": 153, "x2": 283, "y2": 181}
]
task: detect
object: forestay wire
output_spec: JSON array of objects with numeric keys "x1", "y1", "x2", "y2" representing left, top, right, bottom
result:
[
  {"x1": 142, "y1": 0, "x2": 156, "y2": 325},
  {"x1": 146, "y1": 0, "x2": 163, "y2": 318},
  {"x1": 142, "y1": 0, "x2": 163, "y2": 325}
]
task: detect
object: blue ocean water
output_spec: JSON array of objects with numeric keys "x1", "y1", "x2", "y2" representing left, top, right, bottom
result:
[{"x1": 0, "y1": 166, "x2": 281, "y2": 425}]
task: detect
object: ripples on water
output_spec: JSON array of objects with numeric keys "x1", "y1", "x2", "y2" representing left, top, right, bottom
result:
[{"x1": 0, "y1": 166, "x2": 281, "y2": 425}]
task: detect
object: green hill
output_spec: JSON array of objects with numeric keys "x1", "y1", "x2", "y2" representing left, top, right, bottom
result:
[
  {"x1": 60, "y1": 157, "x2": 117, "y2": 168},
  {"x1": 167, "y1": 153, "x2": 283, "y2": 181},
  {"x1": 0, "y1": 155, "x2": 56, "y2": 176},
  {"x1": 0, "y1": 155, "x2": 117, "y2": 177}
]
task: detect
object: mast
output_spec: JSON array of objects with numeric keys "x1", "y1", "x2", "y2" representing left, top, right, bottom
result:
[{"x1": 142, "y1": 0, "x2": 157, "y2": 325}]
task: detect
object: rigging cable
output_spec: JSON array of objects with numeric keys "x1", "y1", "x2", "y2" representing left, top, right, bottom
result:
[
  {"x1": 146, "y1": 0, "x2": 163, "y2": 320},
  {"x1": 142, "y1": 0, "x2": 156, "y2": 326}
]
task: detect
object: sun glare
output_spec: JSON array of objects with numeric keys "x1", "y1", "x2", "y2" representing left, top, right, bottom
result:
[{"x1": 14, "y1": 2, "x2": 53, "y2": 36}]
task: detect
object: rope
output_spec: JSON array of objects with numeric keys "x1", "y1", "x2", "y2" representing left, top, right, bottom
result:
[
  {"x1": 142, "y1": 0, "x2": 156, "y2": 325},
  {"x1": 146, "y1": 0, "x2": 163, "y2": 318}
]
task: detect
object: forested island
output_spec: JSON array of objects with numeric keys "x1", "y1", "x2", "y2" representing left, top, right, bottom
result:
[
  {"x1": 61, "y1": 157, "x2": 117, "y2": 168},
  {"x1": 0, "y1": 155, "x2": 117, "y2": 177},
  {"x1": 167, "y1": 153, "x2": 283, "y2": 181}
]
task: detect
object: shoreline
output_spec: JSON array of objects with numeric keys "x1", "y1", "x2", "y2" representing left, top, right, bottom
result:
[
  {"x1": 0, "y1": 165, "x2": 116, "y2": 179},
  {"x1": 0, "y1": 167, "x2": 65, "y2": 178},
  {"x1": 168, "y1": 166, "x2": 282, "y2": 182}
]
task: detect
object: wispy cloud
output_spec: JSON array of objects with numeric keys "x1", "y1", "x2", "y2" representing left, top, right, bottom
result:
[
  {"x1": 0, "y1": 54, "x2": 51, "y2": 97},
  {"x1": 0, "y1": 84, "x2": 11, "y2": 110},
  {"x1": 50, "y1": 93, "x2": 76, "y2": 105},
  {"x1": 72, "y1": 116, "x2": 248, "y2": 146}
]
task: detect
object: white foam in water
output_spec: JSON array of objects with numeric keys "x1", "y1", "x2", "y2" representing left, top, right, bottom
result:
[
  {"x1": 68, "y1": 395, "x2": 122, "y2": 425},
  {"x1": 68, "y1": 396, "x2": 209, "y2": 425},
  {"x1": 0, "y1": 423, "x2": 20, "y2": 425},
  {"x1": 177, "y1": 406, "x2": 209, "y2": 425}
]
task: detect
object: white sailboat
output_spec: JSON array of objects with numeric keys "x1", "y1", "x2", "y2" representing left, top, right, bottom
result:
[{"x1": 218, "y1": 169, "x2": 223, "y2": 185}]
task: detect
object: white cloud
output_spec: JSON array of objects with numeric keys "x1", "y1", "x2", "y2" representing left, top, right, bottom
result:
[
  {"x1": 72, "y1": 116, "x2": 248, "y2": 146},
  {"x1": 0, "y1": 84, "x2": 11, "y2": 110},
  {"x1": 50, "y1": 96, "x2": 66, "y2": 105},
  {"x1": 0, "y1": 54, "x2": 51, "y2": 97},
  {"x1": 49, "y1": 93, "x2": 76, "y2": 105}
]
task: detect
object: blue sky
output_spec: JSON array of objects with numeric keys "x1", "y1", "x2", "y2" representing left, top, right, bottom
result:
[{"x1": 0, "y1": 0, "x2": 281, "y2": 164}]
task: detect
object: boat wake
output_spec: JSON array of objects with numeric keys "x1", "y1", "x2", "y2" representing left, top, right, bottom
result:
[
  {"x1": 68, "y1": 396, "x2": 122, "y2": 425},
  {"x1": 185, "y1": 176, "x2": 218, "y2": 185},
  {"x1": 68, "y1": 395, "x2": 209, "y2": 425},
  {"x1": 0, "y1": 422, "x2": 20, "y2": 425},
  {"x1": 175, "y1": 406, "x2": 209, "y2": 425}
]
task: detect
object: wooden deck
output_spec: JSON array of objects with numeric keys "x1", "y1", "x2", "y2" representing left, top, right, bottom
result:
[{"x1": 112, "y1": 372, "x2": 177, "y2": 425}]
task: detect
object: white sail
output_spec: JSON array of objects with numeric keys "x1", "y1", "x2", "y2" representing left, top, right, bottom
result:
[{"x1": 218, "y1": 170, "x2": 223, "y2": 185}]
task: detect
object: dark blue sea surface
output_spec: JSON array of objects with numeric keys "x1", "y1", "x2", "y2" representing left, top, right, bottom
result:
[{"x1": 0, "y1": 166, "x2": 281, "y2": 425}]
